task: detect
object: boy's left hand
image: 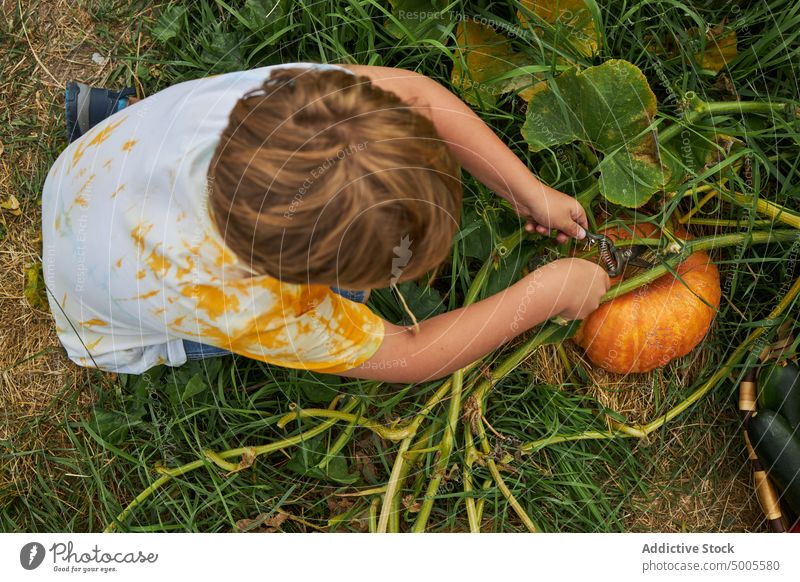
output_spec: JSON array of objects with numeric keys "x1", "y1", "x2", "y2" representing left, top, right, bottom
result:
[{"x1": 508, "y1": 182, "x2": 588, "y2": 244}]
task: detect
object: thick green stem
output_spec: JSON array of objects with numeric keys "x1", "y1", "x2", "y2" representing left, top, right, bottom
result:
[
  {"x1": 387, "y1": 229, "x2": 526, "y2": 532},
  {"x1": 474, "y1": 409, "x2": 537, "y2": 532},
  {"x1": 474, "y1": 477, "x2": 493, "y2": 524},
  {"x1": 105, "y1": 395, "x2": 363, "y2": 532},
  {"x1": 277, "y1": 409, "x2": 414, "y2": 441},
  {"x1": 317, "y1": 385, "x2": 380, "y2": 471},
  {"x1": 452, "y1": 321, "x2": 583, "y2": 531},
  {"x1": 720, "y1": 190, "x2": 800, "y2": 230},
  {"x1": 682, "y1": 218, "x2": 773, "y2": 227},
  {"x1": 659, "y1": 99, "x2": 788, "y2": 144},
  {"x1": 412, "y1": 368, "x2": 464, "y2": 532},
  {"x1": 601, "y1": 230, "x2": 798, "y2": 302},
  {"x1": 462, "y1": 424, "x2": 480, "y2": 533},
  {"x1": 378, "y1": 437, "x2": 413, "y2": 533},
  {"x1": 473, "y1": 321, "x2": 581, "y2": 403},
  {"x1": 703, "y1": 100, "x2": 789, "y2": 117},
  {"x1": 376, "y1": 377, "x2": 457, "y2": 532},
  {"x1": 369, "y1": 497, "x2": 380, "y2": 533}
]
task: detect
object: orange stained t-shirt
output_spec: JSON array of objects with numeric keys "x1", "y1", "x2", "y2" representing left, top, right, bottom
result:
[{"x1": 41, "y1": 62, "x2": 385, "y2": 374}]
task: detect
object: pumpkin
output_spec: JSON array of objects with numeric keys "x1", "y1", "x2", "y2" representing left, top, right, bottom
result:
[{"x1": 573, "y1": 222, "x2": 721, "y2": 374}]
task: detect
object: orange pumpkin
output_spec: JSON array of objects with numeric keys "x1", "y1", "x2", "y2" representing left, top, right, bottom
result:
[{"x1": 574, "y1": 223, "x2": 721, "y2": 374}]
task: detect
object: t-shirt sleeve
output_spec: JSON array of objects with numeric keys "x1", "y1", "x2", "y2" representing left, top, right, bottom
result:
[{"x1": 225, "y1": 286, "x2": 385, "y2": 374}]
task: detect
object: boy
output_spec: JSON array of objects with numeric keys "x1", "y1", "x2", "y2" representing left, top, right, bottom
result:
[{"x1": 42, "y1": 62, "x2": 609, "y2": 383}]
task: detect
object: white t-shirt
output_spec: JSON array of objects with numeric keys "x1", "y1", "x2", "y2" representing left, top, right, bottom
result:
[{"x1": 42, "y1": 62, "x2": 385, "y2": 374}]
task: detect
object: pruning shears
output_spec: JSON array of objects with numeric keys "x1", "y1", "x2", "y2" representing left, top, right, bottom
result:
[{"x1": 584, "y1": 231, "x2": 658, "y2": 277}]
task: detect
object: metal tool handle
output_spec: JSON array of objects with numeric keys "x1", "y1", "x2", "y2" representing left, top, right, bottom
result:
[{"x1": 584, "y1": 232, "x2": 622, "y2": 277}]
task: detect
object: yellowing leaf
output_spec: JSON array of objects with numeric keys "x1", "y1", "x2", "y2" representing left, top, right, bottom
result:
[
  {"x1": 645, "y1": 25, "x2": 737, "y2": 75},
  {"x1": 694, "y1": 27, "x2": 737, "y2": 74},
  {"x1": 1, "y1": 194, "x2": 21, "y2": 216},
  {"x1": 517, "y1": 78, "x2": 549, "y2": 102},
  {"x1": 451, "y1": 20, "x2": 536, "y2": 109},
  {"x1": 24, "y1": 261, "x2": 48, "y2": 311},
  {"x1": 517, "y1": 0, "x2": 600, "y2": 57}
]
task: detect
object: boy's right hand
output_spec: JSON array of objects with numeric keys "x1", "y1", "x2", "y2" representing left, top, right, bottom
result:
[{"x1": 547, "y1": 258, "x2": 611, "y2": 320}]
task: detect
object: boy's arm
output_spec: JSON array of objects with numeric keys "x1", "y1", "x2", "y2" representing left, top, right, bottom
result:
[
  {"x1": 340, "y1": 64, "x2": 588, "y2": 244},
  {"x1": 340, "y1": 258, "x2": 609, "y2": 384}
]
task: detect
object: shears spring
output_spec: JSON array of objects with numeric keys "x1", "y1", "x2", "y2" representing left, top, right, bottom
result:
[{"x1": 584, "y1": 231, "x2": 657, "y2": 277}]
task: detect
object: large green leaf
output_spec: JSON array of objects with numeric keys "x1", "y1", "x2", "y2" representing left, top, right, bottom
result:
[{"x1": 521, "y1": 59, "x2": 668, "y2": 207}]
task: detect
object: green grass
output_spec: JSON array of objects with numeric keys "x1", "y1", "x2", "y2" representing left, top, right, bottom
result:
[{"x1": 2, "y1": 0, "x2": 799, "y2": 532}]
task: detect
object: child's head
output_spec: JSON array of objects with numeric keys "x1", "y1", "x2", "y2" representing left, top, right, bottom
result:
[{"x1": 209, "y1": 66, "x2": 462, "y2": 290}]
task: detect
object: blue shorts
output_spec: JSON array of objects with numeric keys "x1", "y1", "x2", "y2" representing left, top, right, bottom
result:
[{"x1": 182, "y1": 285, "x2": 368, "y2": 361}]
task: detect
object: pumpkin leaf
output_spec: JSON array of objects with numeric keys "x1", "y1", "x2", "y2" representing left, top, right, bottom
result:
[
  {"x1": 482, "y1": 245, "x2": 539, "y2": 298},
  {"x1": 693, "y1": 26, "x2": 737, "y2": 74},
  {"x1": 201, "y1": 24, "x2": 244, "y2": 72},
  {"x1": 517, "y1": 0, "x2": 601, "y2": 58},
  {"x1": 451, "y1": 20, "x2": 536, "y2": 109},
  {"x1": 320, "y1": 455, "x2": 360, "y2": 484},
  {"x1": 163, "y1": 362, "x2": 217, "y2": 407},
  {"x1": 285, "y1": 434, "x2": 325, "y2": 474},
  {"x1": 521, "y1": 59, "x2": 668, "y2": 208}
]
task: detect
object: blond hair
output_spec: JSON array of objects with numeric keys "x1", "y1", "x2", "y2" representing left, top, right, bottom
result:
[{"x1": 208, "y1": 66, "x2": 462, "y2": 290}]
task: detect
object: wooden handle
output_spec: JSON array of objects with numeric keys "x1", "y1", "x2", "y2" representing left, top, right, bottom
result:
[
  {"x1": 754, "y1": 469, "x2": 783, "y2": 521},
  {"x1": 739, "y1": 369, "x2": 758, "y2": 427},
  {"x1": 739, "y1": 380, "x2": 757, "y2": 413}
]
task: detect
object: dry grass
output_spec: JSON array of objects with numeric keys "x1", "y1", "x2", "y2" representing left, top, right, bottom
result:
[
  {"x1": 0, "y1": 0, "x2": 151, "y2": 502},
  {"x1": 529, "y1": 333, "x2": 766, "y2": 532},
  {"x1": 623, "y1": 419, "x2": 763, "y2": 532}
]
